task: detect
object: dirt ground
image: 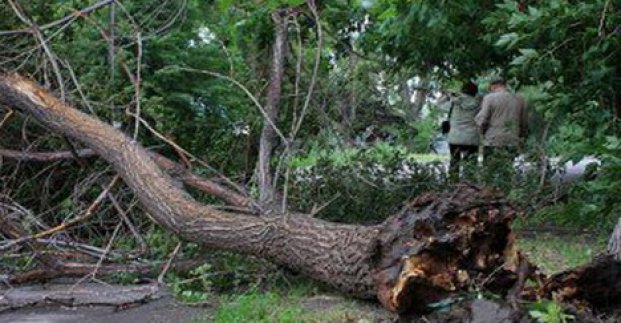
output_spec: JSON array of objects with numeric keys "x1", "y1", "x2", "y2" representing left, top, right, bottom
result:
[
  {"x1": 0, "y1": 283, "x2": 392, "y2": 323},
  {"x1": 0, "y1": 284, "x2": 211, "y2": 323},
  {"x1": 0, "y1": 294, "x2": 209, "y2": 323}
]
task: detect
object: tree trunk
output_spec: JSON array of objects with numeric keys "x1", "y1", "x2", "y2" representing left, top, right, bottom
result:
[
  {"x1": 2, "y1": 74, "x2": 620, "y2": 313},
  {"x1": 0, "y1": 73, "x2": 380, "y2": 299},
  {"x1": 608, "y1": 217, "x2": 621, "y2": 261},
  {"x1": 257, "y1": 11, "x2": 288, "y2": 210}
]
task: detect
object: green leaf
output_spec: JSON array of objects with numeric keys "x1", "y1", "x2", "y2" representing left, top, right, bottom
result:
[
  {"x1": 378, "y1": 6, "x2": 397, "y2": 20},
  {"x1": 495, "y1": 32, "x2": 519, "y2": 48},
  {"x1": 518, "y1": 48, "x2": 538, "y2": 57},
  {"x1": 510, "y1": 48, "x2": 538, "y2": 66},
  {"x1": 510, "y1": 55, "x2": 527, "y2": 66}
]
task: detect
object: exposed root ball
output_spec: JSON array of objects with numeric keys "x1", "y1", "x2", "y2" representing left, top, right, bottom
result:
[{"x1": 374, "y1": 185, "x2": 520, "y2": 313}]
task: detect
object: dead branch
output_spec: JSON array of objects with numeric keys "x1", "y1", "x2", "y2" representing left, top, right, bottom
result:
[
  {"x1": 0, "y1": 176, "x2": 119, "y2": 251},
  {"x1": 0, "y1": 108, "x2": 14, "y2": 129},
  {"x1": 7, "y1": 259, "x2": 204, "y2": 286},
  {"x1": 0, "y1": 147, "x2": 251, "y2": 208},
  {"x1": 0, "y1": 0, "x2": 115, "y2": 37},
  {"x1": 0, "y1": 147, "x2": 95, "y2": 162},
  {"x1": 108, "y1": 195, "x2": 147, "y2": 256}
]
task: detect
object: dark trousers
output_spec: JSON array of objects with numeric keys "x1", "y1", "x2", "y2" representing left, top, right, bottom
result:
[{"x1": 449, "y1": 144, "x2": 478, "y2": 182}]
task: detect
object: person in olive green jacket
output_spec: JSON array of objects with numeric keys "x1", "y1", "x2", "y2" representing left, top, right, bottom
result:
[
  {"x1": 441, "y1": 81, "x2": 480, "y2": 181},
  {"x1": 475, "y1": 77, "x2": 528, "y2": 181}
]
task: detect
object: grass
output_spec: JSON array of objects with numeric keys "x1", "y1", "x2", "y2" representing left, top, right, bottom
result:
[
  {"x1": 195, "y1": 289, "x2": 383, "y2": 323},
  {"x1": 516, "y1": 232, "x2": 607, "y2": 274}
]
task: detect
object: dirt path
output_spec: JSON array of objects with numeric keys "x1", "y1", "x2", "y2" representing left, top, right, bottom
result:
[
  {"x1": 0, "y1": 296, "x2": 210, "y2": 323},
  {"x1": 0, "y1": 284, "x2": 212, "y2": 323}
]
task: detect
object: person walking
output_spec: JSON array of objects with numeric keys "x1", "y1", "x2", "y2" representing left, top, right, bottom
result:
[
  {"x1": 441, "y1": 81, "x2": 481, "y2": 182},
  {"x1": 475, "y1": 77, "x2": 528, "y2": 183}
]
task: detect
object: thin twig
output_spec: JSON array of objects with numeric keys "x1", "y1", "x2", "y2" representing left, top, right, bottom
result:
[
  {"x1": 7, "y1": 0, "x2": 67, "y2": 101},
  {"x1": 309, "y1": 192, "x2": 341, "y2": 216},
  {"x1": 34, "y1": 238, "x2": 123, "y2": 260},
  {"x1": 58, "y1": 59, "x2": 96, "y2": 114},
  {"x1": 133, "y1": 32, "x2": 143, "y2": 139},
  {"x1": 292, "y1": 1, "x2": 322, "y2": 139},
  {"x1": 0, "y1": 109, "x2": 14, "y2": 129},
  {"x1": 107, "y1": 194, "x2": 147, "y2": 256},
  {"x1": 598, "y1": 0, "x2": 611, "y2": 38},
  {"x1": 272, "y1": 3, "x2": 324, "y2": 197},
  {"x1": 0, "y1": 0, "x2": 115, "y2": 36},
  {"x1": 71, "y1": 221, "x2": 123, "y2": 289},
  {"x1": 158, "y1": 242, "x2": 182, "y2": 284},
  {"x1": 0, "y1": 176, "x2": 119, "y2": 251},
  {"x1": 128, "y1": 111, "x2": 252, "y2": 200}
]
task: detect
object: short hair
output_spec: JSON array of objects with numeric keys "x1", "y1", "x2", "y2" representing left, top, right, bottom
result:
[{"x1": 490, "y1": 76, "x2": 506, "y2": 86}]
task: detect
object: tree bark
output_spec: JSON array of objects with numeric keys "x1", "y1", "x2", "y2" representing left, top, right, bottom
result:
[
  {"x1": 1, "y1": 74, "x2": 619, "y2": 313},
  {"x1": 608, "y1": 217, "x2": 621, "y2": 261},
  {"x1": 257, "y1": 11, "x2": 288, "y2": 209}
]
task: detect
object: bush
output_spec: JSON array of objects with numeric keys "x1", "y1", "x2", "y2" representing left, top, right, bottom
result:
[{"x1": 287, "y1": 142, "x2": 449, "y2": 223}]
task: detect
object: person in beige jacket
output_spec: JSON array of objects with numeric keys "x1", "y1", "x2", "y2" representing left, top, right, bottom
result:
[{"x1": 475, "y1": 77, "x2": 528, "y2": 180}]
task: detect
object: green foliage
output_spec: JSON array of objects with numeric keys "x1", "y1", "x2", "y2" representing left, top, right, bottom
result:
[
  {"x1": 540, "y1": 136, "x2": 621, "y2": 232},
  {"x1": 144, "y1": 228, "x2": 181, "y2": 259},
  {"x1": 358, "y1": 0, "x2": 506, "y2": 78},
  {"x1": 170, "y1": 264, "x2": 213, "y2": 304},
  {"x1": 528, "y1": 300, "x2": 575, "y2": 323},
  {"x1": 288, "y1": 142, "x2": 447, "y2": 223}
]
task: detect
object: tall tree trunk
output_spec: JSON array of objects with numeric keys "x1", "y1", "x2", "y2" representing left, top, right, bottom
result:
[
  {"x1": 257, "y1": 11, "x2": 288, "y2": 210},
  {"x1": 2, "y1": 74, "x2": 619, "y2": 313}
]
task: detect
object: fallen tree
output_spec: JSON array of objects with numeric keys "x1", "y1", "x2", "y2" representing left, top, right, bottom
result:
[{"x1": 0, "y1": 74, "x2": 619, "y2": 313}]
